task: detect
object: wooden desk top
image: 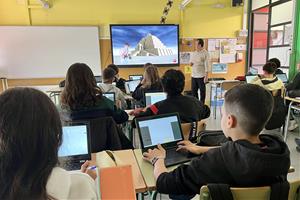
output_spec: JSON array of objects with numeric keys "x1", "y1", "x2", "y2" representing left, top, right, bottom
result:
[
  {"x1": 285, "y1": 96, "x2": 300, "y2": 104},
  {"x1": 92, "y1": 150, "x2": 147, "y2": 193},
  {"x1": 133, "y1": 149, "x2": 178, "y2": 191}
]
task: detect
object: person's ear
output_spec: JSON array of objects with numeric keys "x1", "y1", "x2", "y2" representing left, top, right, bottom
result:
[{"x1": 227, "y1": 114, "x2": 237, "y2": 129}]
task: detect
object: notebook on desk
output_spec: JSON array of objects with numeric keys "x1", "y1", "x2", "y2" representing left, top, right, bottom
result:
[
  {"x1": 136, "y1": 113, "x2": 193, "y2": 167},
  {"x1": 58, "y1": 122, "x2": 91, "y2": 171}
]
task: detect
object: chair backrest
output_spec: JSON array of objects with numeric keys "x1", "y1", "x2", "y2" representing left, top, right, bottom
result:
[
  {"x1": 199, "y1": 180, "x2": 300, "y2": 200},
  {"x1": 221, "y1": 81, "x2": 243, "y2": 91},
  {"x1": 199, "y1": 185, "x2": 270, "y2": 200},
  {"x1": 289, "y1": 180, "x2": 300, "y2": 200},
  {"x1": 181, "y1": 120, "x2": 206, "y2": 140}
]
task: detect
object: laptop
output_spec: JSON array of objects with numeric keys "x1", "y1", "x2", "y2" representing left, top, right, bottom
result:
[
  {"x1": 144, "y1": 92, "x2": 167, "y2": 106},
  {"x1": 129, "y1": 75, "x2": 143, "y2": 81},
  {"x1": 125, "y1": 80, "x2": 140, "y2": 94},
  {"x1": 276, "y1": 73, "x2": 288, "y2": 84},
  {"x1": 136, "y1": 113, "x2": 193, "y2": 167},
  {"x1": 245, "y1": 75, "x2": 257, "y2": 83},
  {"x1": 103, "y1": 92, "x2": 115, "y2": 103},
  {"x1": 58, "y1": 122, "x2": 91, "y2": 171}
]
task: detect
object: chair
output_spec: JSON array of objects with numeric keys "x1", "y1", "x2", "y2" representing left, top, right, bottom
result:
[
  {"x1": 199, "y1": 180, "x2": 300, "y2": 200},
  {"x1": 181, "y1": 120, "x2": 206, "y2": 140}
]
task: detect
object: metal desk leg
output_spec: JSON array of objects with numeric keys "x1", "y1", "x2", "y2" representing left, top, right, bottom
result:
[{"x1": 284, "y1": 101, "x2": 293, "y2": 142}]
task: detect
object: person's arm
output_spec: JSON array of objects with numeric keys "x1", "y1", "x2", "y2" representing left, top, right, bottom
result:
[
  {"x1": 132, "y1": 84, "x2": 143, "y2": 101},
  {"x1": 286, "y1": 72, "x2": 300, "y2": 91},
  {"x1": 111, "y1": 105, "x2": 129, "y2": 124},
  {"x1": 204, "y1": 52, "x2": 209, "y2": 83}
]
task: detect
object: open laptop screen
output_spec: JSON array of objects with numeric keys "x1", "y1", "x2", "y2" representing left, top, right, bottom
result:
[
  {"x1": 103, "y1": 92, "x2": 115, "y2": 103},
  {"x1": 276, "y1": 73, "x2": 288, "y2": 83},
  {"x1": 59, "y1": 124, "x2": 89, "y2": 157},
  {"x1": 145, "y1": 92, "x2": 167, "y2": 106},
  {"x1": 137, "y1": 114, "x2": 183, "y2": 148},
  {"x1": 125, "y1": 80, "x2": 140, "y2": 93},
  {"x1": 129, "y1": 75, "x2": 143, "y2": 81},
  {"x1": 245, "y1": 75, "x2": 257, "y2": 83}
]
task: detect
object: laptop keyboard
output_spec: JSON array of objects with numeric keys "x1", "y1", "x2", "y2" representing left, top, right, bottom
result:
[{"x1": 165, "y1": 148, "x2": 191, "y2": 167}]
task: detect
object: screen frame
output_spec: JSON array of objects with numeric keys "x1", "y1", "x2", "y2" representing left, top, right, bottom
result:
[
  {"x1": 144, "y1": 91, "x2": 167, "y2": 106},
  {"x1": 59, "y1": 121, "x2": 91, "y2": 162},
  {"x1": 110, "y1": 24, "x2": 180, "y2": 68},
  {"x1": 135, "y1": 112, "x2": 183, "y2": 150}
]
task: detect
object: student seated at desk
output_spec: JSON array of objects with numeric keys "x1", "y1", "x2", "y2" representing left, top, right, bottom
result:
[
  {"x1": 133, "y1": 69, "x2": 210, "y2": 123},
  {"x1": 99, "y1": 67, "x2": 127, "y2": 109},
  {"x1": 0, "y1": 88, "x2": 97, "y2": 199},
  {"x1": 107, "y1": 64, "x2": 127, "y2": 92},
  {"x1": 250, "y1": 62, "x2": 284, "y2": 93},
  {"x1": 61, "y1": 63, "x2": 128, "y2": 124},
  {"x1": 132, "y1": 63, "x2": 163, "y2": 105},
  {"x1": 250, "y1": 62, "x2": 286, "y2": 130},
  {"x1": 143, "y1": 84, "x2": 290, "y2": 197}
]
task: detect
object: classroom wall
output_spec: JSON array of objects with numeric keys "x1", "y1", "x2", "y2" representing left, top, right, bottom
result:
[{"x1": 0, "y1": 0, "x2": 245, "y2": 91}]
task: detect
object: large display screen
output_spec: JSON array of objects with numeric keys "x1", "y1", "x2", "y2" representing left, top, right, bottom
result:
[{"x1": 110, "y1": 24, "x2": 179, "y2": 67}]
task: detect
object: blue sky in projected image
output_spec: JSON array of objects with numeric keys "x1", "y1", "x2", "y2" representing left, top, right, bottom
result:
[{"x1": 111, "y1": 25, "x2": 178, "y2": 49}]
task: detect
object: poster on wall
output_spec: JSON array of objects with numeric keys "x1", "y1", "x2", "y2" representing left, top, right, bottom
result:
[
  {"x1": 220, "y1": 39, "x2": 237, "y2": 63},
  {"x1": 180, "y1": 52, "x2": 192, "y2": 64},
  {"x1": 212, "y1": 63, "x2": 227, "y2": 74}
]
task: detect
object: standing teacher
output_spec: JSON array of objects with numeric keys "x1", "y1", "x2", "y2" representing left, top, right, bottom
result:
[{"x1": 190, "y1": 39, "x2": 209, "y2": 104}]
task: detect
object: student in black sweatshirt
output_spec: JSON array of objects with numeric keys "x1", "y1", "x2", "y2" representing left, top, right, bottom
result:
[
  {"x1": 143, "y1": 84, "x2": 290, "y2": 197},
  {"x1": 133, "y1": 69, "x2": 210, "y2": 123}
]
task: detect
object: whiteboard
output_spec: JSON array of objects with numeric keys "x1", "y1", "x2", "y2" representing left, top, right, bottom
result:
[{"x1": 0, "y1": 26, "x2": 101, "y2": 79}]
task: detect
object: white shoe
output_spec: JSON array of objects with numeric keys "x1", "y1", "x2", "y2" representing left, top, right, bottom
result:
[{"x1": 288, "y1": 120, "x2": 299, "y2": 131}]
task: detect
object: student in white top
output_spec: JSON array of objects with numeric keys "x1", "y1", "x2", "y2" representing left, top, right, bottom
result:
[
  {"x1": 189, "y1": 38, "x2": 209, "y2": 104},
  {"x1": 0, "y1": 87, "x2": 97, "y2": 199},
  {"x1": 99, "y1": 67, "x2": 127, "y2": 109}
]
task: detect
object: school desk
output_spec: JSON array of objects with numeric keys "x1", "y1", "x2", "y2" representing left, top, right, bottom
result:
[
  {"x1": 91, "y1": 149, "x2": 147, "y2": 193},
  {"x1": 283, "y1": 96, "x2": 300, "y2": 142}
]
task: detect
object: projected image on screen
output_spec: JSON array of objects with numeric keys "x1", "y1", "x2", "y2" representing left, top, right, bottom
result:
[
  {"x1": 58, "y1": 125, "x2": 88, "y2": 157},
  {"x1": 110, "y1": 25, "x2": 179, "y2": 66}
]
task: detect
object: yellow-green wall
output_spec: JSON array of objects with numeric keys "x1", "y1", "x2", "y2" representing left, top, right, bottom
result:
[{"x1": 0, "y1": 0, "x2": 243, "y2": 38}]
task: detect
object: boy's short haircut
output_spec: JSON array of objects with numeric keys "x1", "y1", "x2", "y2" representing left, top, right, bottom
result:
[
  {"x1": 103, "y1": 67, "x2": 116, "y2": 81},
  {"x1": 161, "y1": 69, "x2": 185, "y2": 96},
  {"x1": 107, "y1": 64, "x2": 119, "y2": 74},
  {"x1": 268, "y1": 58, "x2": 281, "y2": 69},
  {"x1": 197, "y1": 39, "x2": 204, "y2": 47},
  {"x1": 224, "y1": 84, "x2": 274, "y2": 136},
  {"x1": 263, "y1": 62, "x2": 277, "y2": 74}
]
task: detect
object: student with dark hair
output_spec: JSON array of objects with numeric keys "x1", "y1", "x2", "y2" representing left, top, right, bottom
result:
[
  {"x1": 268, "y1": 58, "x2": 284, "y2": 74},
  {"x1": 143, "y1": 84, "x2": 290, "y2": 197},
  {"x1": 99, "y1": 67, "x2": 127, "y2": 109},
  {"x1": 61, "y1": 63, "x2": 128, "y2": 124},
  {"x1": 132, "y1": 64, "x2": 163, "y2": 104},
  {"x1": 251, "y1": 62, "x2": 284, "y2": 93},
  {"x1": 251, "y1": 62, "x2": 286, "y2": 130},
  {"x1": 107, "y1": 63, "x2": 126, "y2": 91},
  {"x1": 0, "y1": 88, "x2": 97, "y2": 199},
  {"x1": 190, "y1": 38, "x2": 209, "y2": 104},
  {"x1": 133, "y1": 69, "x2": 210, "y2": 123}
]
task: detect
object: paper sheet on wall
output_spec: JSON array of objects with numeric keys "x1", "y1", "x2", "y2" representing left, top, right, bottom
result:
[
  {"x1": 220, "y1": 39, "x2": 237, "y2": 63},
  {"x1": 212, "y1": 63, "x2": 227, "y2": 74},
  {"x1": 208, "y1": 39, "x2": 216, "y2": 51},
  {"x1": 180, "y1": 52, "x2": 192, "y2": 64},
  {"x1": 184, "y1": 65, "x2": 192, "y2": 74}
]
